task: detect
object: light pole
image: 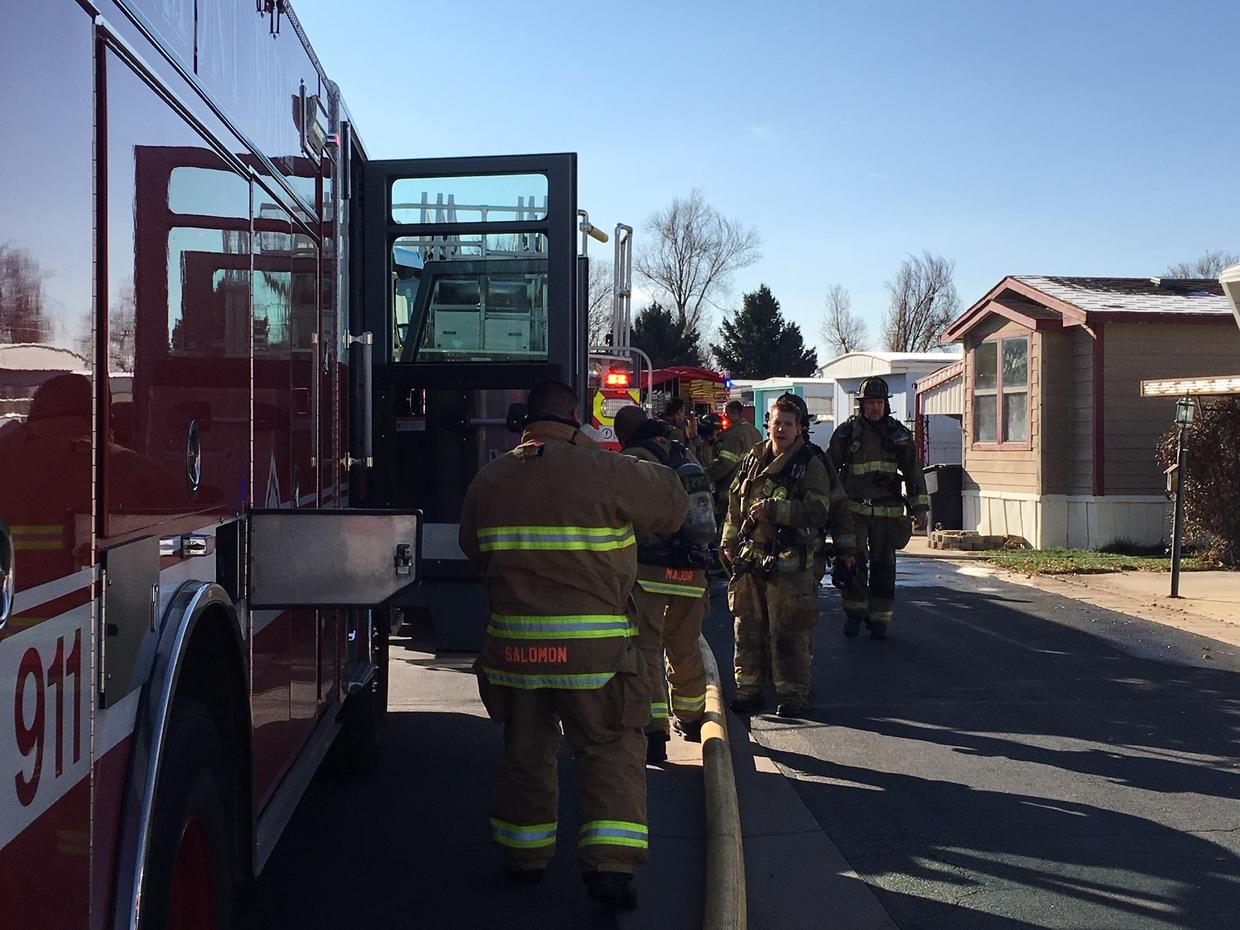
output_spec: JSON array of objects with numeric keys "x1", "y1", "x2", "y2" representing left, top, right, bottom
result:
[{"x1": 1169, "y1": 394, "x2": 1197, "y2": 597}]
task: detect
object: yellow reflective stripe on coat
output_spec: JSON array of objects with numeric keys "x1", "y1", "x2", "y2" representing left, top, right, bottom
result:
[
  {"x1": 636, "y1": 579, "x2": 706, "y2": 598},
  {"x1": 909, "y1": 494, "x2": 930, "y2": 508},
  {"x1": 486, "y1": 613, "x2": 635, "y2": 640},
  {"x1": 849, "y1": 460, "x2": 900, "y2": 475},
  {"x1": 672, "y1": 692, "x2": 706, "y2": 712},
  {"x1": 848, "y1": 501, "x2": 906, "y2": 518},
  {"x1": 482, "y1": 667, "x2": 616, "y2": 689},
  {"x1": 834, "y1": 534, "x2": 857, "y2": 550},
  {"x1": 650, "y1": 701, "x2": 669, "y2": 719},
  {"x1": 477, "y1": 524, "x2": 635, "y2": 552},
  {"x1": 716, "y1": 449, "x2": 740, "y2": 462},
  {"x1": 490, "y1": 818, "x2": 557, "y2": 849},
  {"x1": 578, "y1": 820, "x2": 649, "y2": 849}
]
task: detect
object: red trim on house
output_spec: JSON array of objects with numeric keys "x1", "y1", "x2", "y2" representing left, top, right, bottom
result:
[
  {"x1": 942, "y1": 276, "x2": 1087, "y2": 342},
  {"x1": 1001, "y1": 279, "x2": 1089, "y2": 325},
  {"x1": 1092, "y1": 323, "x2": 1105, "y2": 496},
  {"x1": 914, "y1": 388, "x2": 925, "y2": 464},
  {"x1": 968, "y1": 334, "x2": 1033, "y2": 452}
]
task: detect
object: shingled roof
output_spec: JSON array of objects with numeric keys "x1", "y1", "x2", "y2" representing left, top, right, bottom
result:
[
  {"x1": 942, "y1": 275, "x2": 1234, "y2": 343},
  {"x1": 1014, "y1": 276, "x2": 1233, "y2": 315}
]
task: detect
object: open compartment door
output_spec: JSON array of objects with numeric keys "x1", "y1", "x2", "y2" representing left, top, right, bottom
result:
[{"x1": 248, "y1": 509, "x2": 422, "y2": 608}]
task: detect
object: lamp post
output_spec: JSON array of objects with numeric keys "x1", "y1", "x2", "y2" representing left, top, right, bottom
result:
[{"x1": 1169, "y1": 394, "x2": 1197, "y2": 597}]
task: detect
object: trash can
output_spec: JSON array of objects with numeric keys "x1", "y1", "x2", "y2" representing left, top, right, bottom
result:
[{"x1": 922, "y1": 463, "x2": 963, "y2": 531}]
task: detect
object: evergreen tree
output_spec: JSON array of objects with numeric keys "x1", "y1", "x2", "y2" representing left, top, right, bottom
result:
[
  {"x1": 711, "y1": 284, "x2": 817, "y2": 378},
  {"x1": 631, "y1": 301, "x2": 705, "y2": 367}
]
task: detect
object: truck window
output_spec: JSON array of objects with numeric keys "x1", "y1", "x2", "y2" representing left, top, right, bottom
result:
[{"x1": 391, "y1": 236, "x2": 549, "y2": 364}]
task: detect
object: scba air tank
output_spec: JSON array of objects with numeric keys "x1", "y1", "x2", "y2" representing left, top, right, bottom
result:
[{"x1": 676, "y1": 462, "x2": 717, "y2": 547}]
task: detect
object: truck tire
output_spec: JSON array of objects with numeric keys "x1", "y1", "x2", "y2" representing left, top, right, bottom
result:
[
  {"x1": 143, "y1": 699, "x2": 236, "y2": 930},
  {"x1": 331, "y1": 625, "x2": 389, "y2": 777}
]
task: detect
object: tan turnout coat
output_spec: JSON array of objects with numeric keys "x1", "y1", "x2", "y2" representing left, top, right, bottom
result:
[{"x1": 460, "y1": 421, "x2": 687, "y2": 689}]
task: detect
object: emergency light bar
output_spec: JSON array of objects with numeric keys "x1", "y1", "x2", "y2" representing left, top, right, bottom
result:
[
  {"x1": 1140, "y1": 376, "x2": 1240, "y2": 397},
  {"x1": 605, "y1": 370, "x2": 631, "y2": 388}
]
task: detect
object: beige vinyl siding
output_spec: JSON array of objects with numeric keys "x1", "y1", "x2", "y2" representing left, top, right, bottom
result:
[
  {"x1": 1068, "y1": 327, "x2": 1096, "y2": 494},
  {"x1": 1039, "y1": 329, "x2": 1073, "y2": 495},
  {"x1": 1102, "y1": 321, "x2": 1240, "y2": 494},
  {"x1": 962, "y1": 319, "x2": 1039, "y2": 493}
]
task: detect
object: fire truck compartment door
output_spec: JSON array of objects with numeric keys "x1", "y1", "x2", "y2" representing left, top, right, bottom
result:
[
  {"x1": 101, "y1": 535, "x2": 161, "y2": 709},
  {"x1": 248, "y1": 509, "x2": 422, "y2": 608}
]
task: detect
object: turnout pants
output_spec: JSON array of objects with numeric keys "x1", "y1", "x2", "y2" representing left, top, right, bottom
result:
[
  {"x1": 841, "y1": 512, "x2": 899, "y2": 630},
  {"x1": 728, "y1": 568, "x2": 819, "y2": 701},
  {"x1": 477, "y1": 654, "x2": 650, "y2": 874},
  {"x1": 633, "y1": 567, "x2": 709, "y2": 735}
]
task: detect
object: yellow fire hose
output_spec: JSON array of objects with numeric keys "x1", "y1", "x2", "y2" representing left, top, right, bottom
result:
[{"x1": 698, "y1": 634, "x2": 746, "y2": 930}]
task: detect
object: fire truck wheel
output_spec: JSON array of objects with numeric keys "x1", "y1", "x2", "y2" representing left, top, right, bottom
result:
[
  {"x1": 331, "y1": 625, "x2": 389, "y2": 777},
  {"x1": 145, "y1": 699, "x2": 236, "y2": 930}
]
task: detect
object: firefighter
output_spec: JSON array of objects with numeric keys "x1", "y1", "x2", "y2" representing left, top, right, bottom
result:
[
  {"x1": 613, "y1": 406, "x2": 711, "y2": 763},
  {"x1": 826, "y1": 377, "x2": 930, "y2": 639},
  {"x1": 707, "y1": 400, "x2": 763, "y2": 519},
  {"x1": 659, "y1": 397, "x2": 693, "y2": 444},
  {"x1": 459, "y1": 380, "x2": 688, "y2": 909},
  {"x1": 721, "y1": 393, "x2": 855, "y2": 717},
  {"x1": 692, "y1": 412, "x2": 722, "y2": 467}
]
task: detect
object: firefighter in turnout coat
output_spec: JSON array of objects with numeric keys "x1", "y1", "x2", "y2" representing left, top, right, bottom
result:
[
  {"x1": 613, "y1": 406, "x2": 710, "y2": 763},
  {"x1": 722, "y1": 393, "x2": 855, "y2": 718},
  {"x1": 826, "y1": 377, "x2": 929, "y2": 639},
  {"x1": 707, "y1": 400, "x2": 763, "y2": 518},
  {"x1": 460, "y1": 381, "x2": 687, "y2": 909}
]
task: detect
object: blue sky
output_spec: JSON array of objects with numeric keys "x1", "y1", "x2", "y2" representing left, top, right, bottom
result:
[{"x1": 293, "y1": 0, "x2": 1239, "y2": 359}]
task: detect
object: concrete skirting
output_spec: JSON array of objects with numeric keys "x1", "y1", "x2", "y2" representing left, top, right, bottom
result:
[{"x1": 962, "y1": 490, "x2": 1169, "y2": 548}]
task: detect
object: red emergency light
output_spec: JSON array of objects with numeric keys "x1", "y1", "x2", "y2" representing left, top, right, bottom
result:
[
  {"x1": 720, "y1": 415, "x2": 731, "y2": 431},
  {"x1": 604, "y1": 370, "x2": 631, "y2": 388}
]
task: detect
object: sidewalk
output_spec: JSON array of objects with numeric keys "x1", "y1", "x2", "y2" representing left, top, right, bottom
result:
[{"x1": 904, "y1": 535, "x2": 1240, "y2": 649}]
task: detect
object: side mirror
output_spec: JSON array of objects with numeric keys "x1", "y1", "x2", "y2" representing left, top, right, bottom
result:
[{"x1": 506, "y1": 403, "x2": 528, "y2": 434}]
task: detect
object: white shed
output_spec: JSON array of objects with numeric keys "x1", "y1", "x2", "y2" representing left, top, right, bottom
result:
[{"x1": 817, "y1": 351, "x2": 961, "y2": 429}]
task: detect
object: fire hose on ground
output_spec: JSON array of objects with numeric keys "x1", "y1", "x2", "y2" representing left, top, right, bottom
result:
[{"x1": 698, "y1": 634, "x2": 746, "y2": 930}]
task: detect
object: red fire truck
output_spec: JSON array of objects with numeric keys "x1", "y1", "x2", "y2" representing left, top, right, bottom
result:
[{"x1": 1, "y1": 2, "x2": 593, "y2": 928}]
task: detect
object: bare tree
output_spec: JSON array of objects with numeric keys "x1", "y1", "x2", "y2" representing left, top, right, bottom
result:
[
  {"x1": 881, "y1": 251, "x2": 961, "y2": 352},
  {"x1": 586, "y1": 260, "x2": 614, "y2": 347},
  {"x1": 0, "y1": 244, "x2": 50, "y2": 344},
  {"x1": 1166, "y1": 250, "x2": 1240, "y2": 278},
  {"x1": 635, "y1": 189, "x2": 760, "y2": 333},
  {"x1": 819, "y1": 283, "x2": 868, "y2": 358}
]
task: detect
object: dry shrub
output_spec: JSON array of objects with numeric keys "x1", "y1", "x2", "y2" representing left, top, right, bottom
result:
[{"x1": 1157, "y1": 397, "x2": 1240, "y2": 566}]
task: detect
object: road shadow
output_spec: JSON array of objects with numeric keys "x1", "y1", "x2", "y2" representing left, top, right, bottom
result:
[
  {"x1": 704, "y1": 570, "x2": 1240, "y2": 929},
  {"x1": 251, "y1": 701, "x2": 704, "y2": 929}
]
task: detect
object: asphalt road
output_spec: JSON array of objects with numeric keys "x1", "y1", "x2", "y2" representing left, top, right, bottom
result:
[
  {"x1": 704, "y1": 556, "x2": 1240, "y2": 930},
  {"x1": 248, "y1": 635, "x2": 706, "y2": 930}
]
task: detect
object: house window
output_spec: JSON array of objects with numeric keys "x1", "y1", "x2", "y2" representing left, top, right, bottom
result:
[{"x1": 972, "y1": 336, "x2": 1029, "y2": 445}]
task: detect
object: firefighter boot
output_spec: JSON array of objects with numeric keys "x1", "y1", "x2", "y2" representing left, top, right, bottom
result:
[
  {"x1": 776, "y1": 697, "x2": 810, "y2": 718},
  {"x1": 729, "y1": 694, "x2": 765, "y2": 714},
  {"x1": 673, "y1": 717, "x2": 702, "y2": 742},
  {"x1": 585, "y1": 871, "x2": 638, "y2": 910},
  {"x1": 842, "y1": 616, "x2": 863, "y2": 638},
  {"x1": 868, "y1": 623, "x2": 888, "y2": 640},
  {"x1": 646, "y1": 731, "x2": 669, "y2": 764}
]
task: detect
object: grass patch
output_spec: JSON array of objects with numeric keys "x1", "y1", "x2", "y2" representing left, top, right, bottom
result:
[{"x1": 976, "y1": 548, "x2": 1210, "y2": 575}]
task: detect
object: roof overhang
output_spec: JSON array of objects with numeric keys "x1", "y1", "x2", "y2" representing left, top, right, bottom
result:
[
  {"x1": 913, "y1": 359, "x2": 964, "y2": 392},
  {"x1": 1141, "y1": 375, "x2": 1240, "y2": 397},
  {"x1": 941, "y1": 276, "x2": 1087, "y2": 343},
  {"x1": 1221, "y1": 263, "x2": 1240, "y2": 332}
]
